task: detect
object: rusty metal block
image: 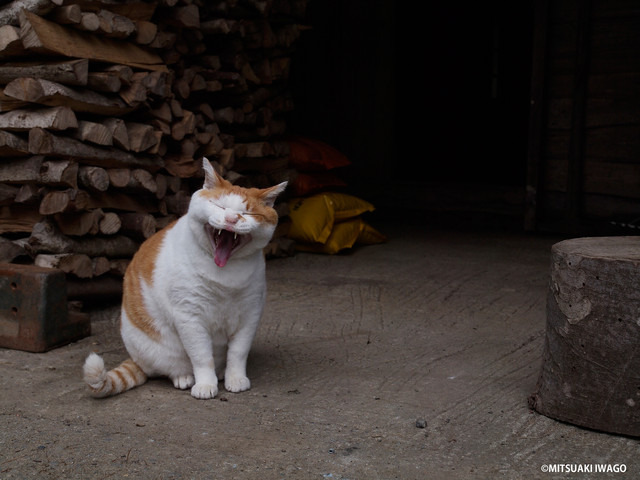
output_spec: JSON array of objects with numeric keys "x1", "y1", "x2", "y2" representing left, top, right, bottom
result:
[{"x1": 0, "y1": 263, "x2": 90, "y2": 352}]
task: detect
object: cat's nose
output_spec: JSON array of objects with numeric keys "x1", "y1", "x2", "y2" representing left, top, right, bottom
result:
[{"x1": 224, "y1": 211, "x2": 239, "y2": 224}]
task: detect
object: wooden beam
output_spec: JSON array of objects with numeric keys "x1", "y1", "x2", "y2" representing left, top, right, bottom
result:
[
  {"x1": 524, "y1": 0, "x2": 549, "y2": 232},
  {"x1": 565, "y1": 0, "x2": 592, "y2": 230}
]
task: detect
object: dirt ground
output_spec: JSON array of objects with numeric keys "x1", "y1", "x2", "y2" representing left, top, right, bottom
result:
[{"x1": 1, "y1": 221, "x2": 639, "y2": 479}]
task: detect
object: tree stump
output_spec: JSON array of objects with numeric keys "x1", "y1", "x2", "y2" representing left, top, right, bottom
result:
[{"x1": 529, "y1": 236, "x2": 640, "y2": 436}]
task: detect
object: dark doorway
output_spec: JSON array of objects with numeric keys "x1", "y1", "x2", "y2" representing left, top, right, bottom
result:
[{"x1": 290, "y1": 1, "x2": 534, "y2": 219}]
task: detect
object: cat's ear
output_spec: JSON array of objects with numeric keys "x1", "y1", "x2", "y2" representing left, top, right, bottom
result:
[
  {"x1": 202, "y1": 157, "x2": 229, "y2": 190},
  {"x1": 259, "y1": 181, "x2": 287, "y2": 208}
]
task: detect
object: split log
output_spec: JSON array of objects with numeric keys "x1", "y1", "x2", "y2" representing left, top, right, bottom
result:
[
  {"x1": 126, "y1": 122, "x2": 157, "y2": 152},
  {"x1": 0, "y1": 156, "x2": 43, "y2": 183},
  {"x1": 0, "y1": 89, "x2": 28, "y2": 111},
  {"x1": 0, "y1": 236, "x2": 27, "y2": 262},
  {"x1": 0, "y1": 0, "x2": 60, "y2": 27},
  {"x1": 106, "y1": 168, "x2": 131, "y2": 188},
  {"x1": 118, "y1": 212, "x2": 156, "y2": 239},
  {"x1": 108, "y1": 258, "x2": 129, "y2": 276},
  {"x1": 123, "y1": 168, "x2": 157, "y2": 194},
  {"x1": 236, "y1": 141, "x2": 274, "y2": 158},
  {"x1": 39, "y1": 188, "x2": 89, "y2": 215},
  {"x1": 0, "y1": 130, "x2": 29, "y2": 155},
  {"x1": 104, "y1": 64, "x2": 133, "y2": 84},
  {"x1": 170, "y1": 110, "x2": 195, "y2": 140},
  {"x1": 98, "y1": 211, "x2": 120, "y2": 234},
  {"x1": 28, "y1": 218, "x2": 139, "y2": 257},
  {"x1": 0, "y1": 183, "x2": 18, "y2": 205},
  {"x1": 137, "y1": 70, "x2": 169, "y2": 97},
  {"x1": 54, "y1": 208, "x2": 103, "y2": 236},
  {"x1": 163, "y1": 190, "x2": 190, "y2": 215},
  {"x1": 164, "y1": 155, "x2": 201, "y2": 178},
  {"x1": 164, "y1": 174, "x2": 181, "y2": 194},
  {"x1": 135, "y1": 20, "x2": 156, "y2": 45},
  {"x1": 0, "y1": 205, "x2": 42, "y2": 233},
  {"x1": 201, "y1": 134, "x2": 225, "y2": 156},
  {"x1": 118, "y1": 77, "x2": 147, "y2": 106},
  {"x1": 76, "y1": 12, "x2": 99, "y2": 32},
  {"x1": 78, "y1": 165, "x2": 109, "y2": 191},
  {"x1": 19, "y1": 10, "x2": 166, "y2": 71},
  {"x1": 102, "y1": 168, "x2": 157, "y2": 193},
  {"x1": 92, "y1": 256, "x2": 110, "y2": 276},
  {"x1": 96, "y1": 10, "x2": 136, "y2": 38},
  {"x1": 530, "y1": 237, "x2": 640, "y2": 437},
  {"x1": 59, "y1": 1, "x2": 158, "y2": 22},
  {"x1": 162, "y1": 4, "x2": 199, "y2": 29},
  {"x1": 148, "y1": 30, "x2": 175, "y2": 49},
  {"x1": 147, "y1": 130, "x2": 164, "y2": 155},
  {"x1": 150, "y1": 102, "x2": 172, "y2": 123},
  {"x1": 39, "y1": 159, "x2": 78, "y2": 187},
  {"x1": 28, "y1": 128, "x2": 162, "y2": 170},
  {"x1": 103, "y1": 117, "x2": 129, "y2": 150},
  {"x1": 154, "y1": 173, "x2": 167, "y2": 199},
  {"x1": 86, "y1": 71, "x2": 121, "y2": 93},
  {"x1": 71, "y1": 120, "x2": 113, "y2": 146},
  {"x1": 200, "y1": 18, "x2": 240, "y2": 35},
  {"x1": 35, "y1": 253, "x2": 93, "y2": 278},
  {"x1": 14, "y1": 183, "x2": 40, "y2": 204},
  {"x1": 0, "y1": 106, "x2": 77, "y2": 131},
  {"x1": 4, "y1": 77, "x2": 133, "y2": 116},
  {"x1": 48, "y1": 4, "x2": 81, "y2": 25},
  {"x1": 87, "y1": 190, "x2": 160, "y2": 213},
  {"x1": 217, "y1": 148, "x2": 235, "y2": 170},
  {"x1": 0, "y1": 25, "x2": 22, "y2": 57}
]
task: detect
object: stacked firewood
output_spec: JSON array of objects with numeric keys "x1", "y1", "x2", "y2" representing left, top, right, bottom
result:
[{"x1": 0, "y1": 0, "x2": 305, "y2": 299}]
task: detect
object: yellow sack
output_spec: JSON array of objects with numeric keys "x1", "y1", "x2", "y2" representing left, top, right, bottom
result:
[
  {"x1": 357, "y1": 222, "x2": 387, "y2": 245},
  {"x1": 296, "y1": 218, "x2": 365, "y2": 254},
  {"x1": 287, "y1": 194, "x2": 334, "y2": 244},
  {"x1": 288, "y1": 192, "x2": 385, "y2": 254},
  {"x1": 295, "y1": 218, "x2": 387, "y2": 255},
  {"x1": 326, "y1": 193, "x2": 375, "y2": 221}
]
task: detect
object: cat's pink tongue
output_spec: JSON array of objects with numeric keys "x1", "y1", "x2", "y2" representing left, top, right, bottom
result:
[{"x1": 214, "y1": 232, "x2": 234, "y2": 267}]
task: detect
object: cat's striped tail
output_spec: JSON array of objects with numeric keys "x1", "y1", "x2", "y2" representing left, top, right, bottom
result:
[{"x1": 83, "y1": 352, "x2": 147, "y2": 398}]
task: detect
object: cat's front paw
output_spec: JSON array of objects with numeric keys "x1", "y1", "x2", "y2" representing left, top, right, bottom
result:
[
  {"x1": 191, "y1": 382, "x2": 218, "y2": 399},
  {"x1": 172, "y1": 374, "x2": 195, "y2": 390},
  {"x1": 225, "y1": 375, "x2": 251, "y2": 393}
]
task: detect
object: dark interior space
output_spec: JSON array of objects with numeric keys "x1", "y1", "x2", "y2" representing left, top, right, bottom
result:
[{"x1": 289, "y1": 1, "x2": 535, "y2": 226}]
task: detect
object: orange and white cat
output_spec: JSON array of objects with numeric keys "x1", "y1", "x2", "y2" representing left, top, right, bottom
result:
[{"x1": 83, "y1": 158, "x2": 287, "y2": 399}]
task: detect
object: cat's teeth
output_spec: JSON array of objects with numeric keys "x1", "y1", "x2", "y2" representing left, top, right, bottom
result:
[
  {"x1": 234, "y1": 232, "x2": 237, "y2": 239},
  {"x1": 217, "y1": 229, "x2": 222, "y2": 236}
]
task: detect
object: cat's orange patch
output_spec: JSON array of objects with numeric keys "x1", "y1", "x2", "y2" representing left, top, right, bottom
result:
[{"x1": 122, "y1": 221, "x2": 176, "y2": 341}]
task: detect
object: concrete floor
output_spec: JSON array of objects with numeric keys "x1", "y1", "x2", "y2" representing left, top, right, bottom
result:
[{"x1": 1, "y1": 221, "x2": 639, "y2": 479}]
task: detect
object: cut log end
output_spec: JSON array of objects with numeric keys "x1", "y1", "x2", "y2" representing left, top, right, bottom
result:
[{"x1": 531, "y1": 236, "x2": 640, "y2": 437}]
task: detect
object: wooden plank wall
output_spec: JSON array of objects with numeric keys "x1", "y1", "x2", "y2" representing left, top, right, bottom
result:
[{"x1": 531, "y1": 0, "x2": 640, "y2": 233}]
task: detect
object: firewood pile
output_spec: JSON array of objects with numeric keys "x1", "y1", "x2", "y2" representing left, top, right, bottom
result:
[{"x1": 0, "y1": 0, "x2": 305, "y2": 300}]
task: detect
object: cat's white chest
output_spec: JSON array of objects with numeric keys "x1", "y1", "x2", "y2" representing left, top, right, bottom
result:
[{"x1": 152, "y1": 218, "x2": 266, "y2": 315}]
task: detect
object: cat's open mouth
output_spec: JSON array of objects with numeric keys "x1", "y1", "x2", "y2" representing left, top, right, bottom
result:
[{"x1": 205, "y1": 224, "x2": 251, "y2": 267}]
